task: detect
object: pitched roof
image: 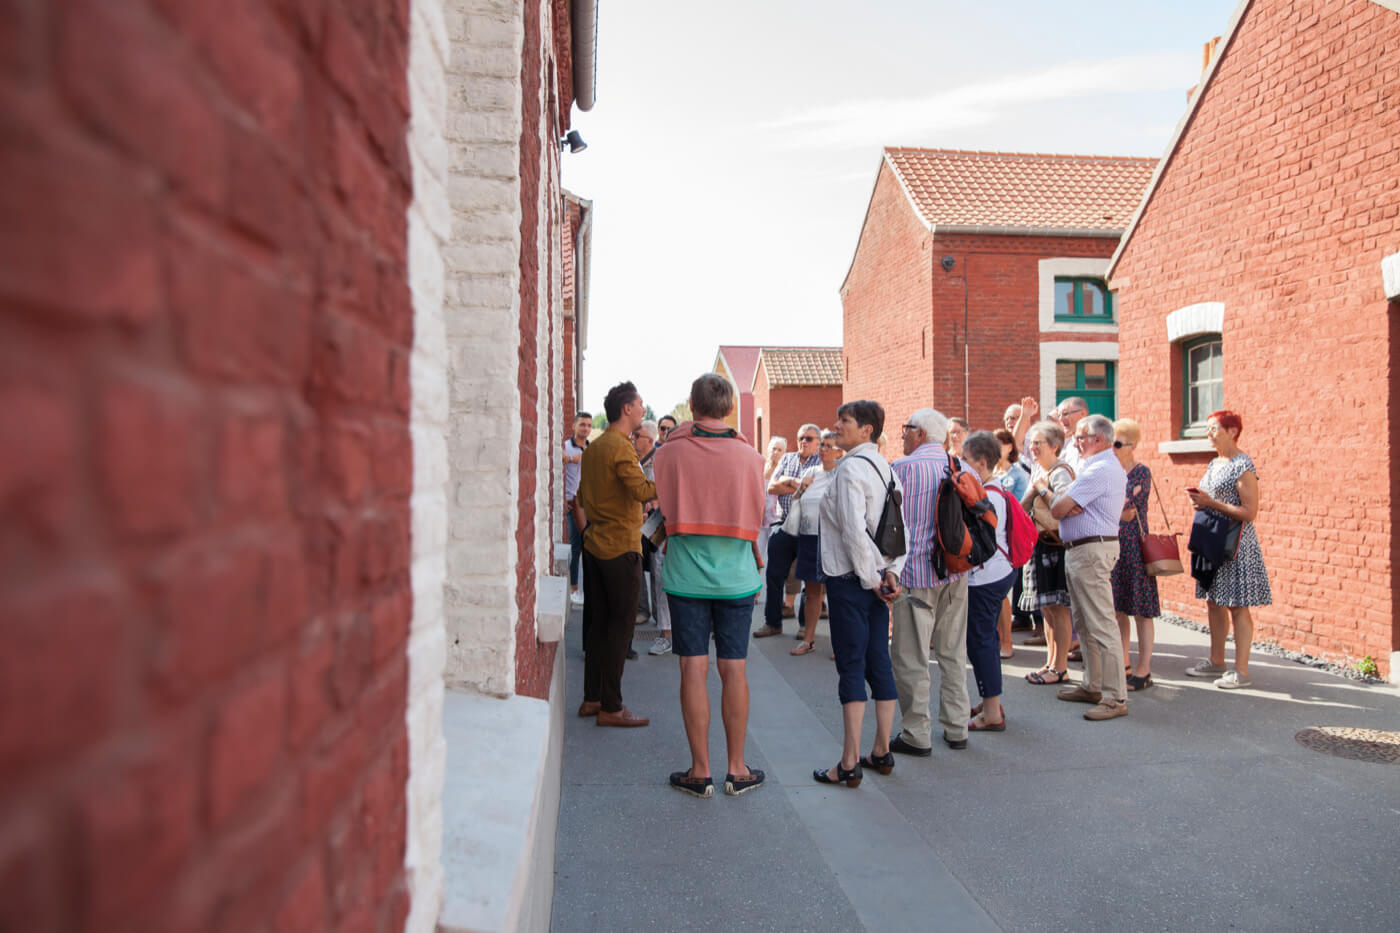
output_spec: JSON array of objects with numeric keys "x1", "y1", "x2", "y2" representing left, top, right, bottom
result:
[
  {"x1": 883, "y1": 148, "x2": 1157, "y2": 235},
  {"x1": 756, "y1": 347, "x2": 843, "y2": 389},
  {"x1": 714, "y1": 345, "x2": 762, "y2": 394}
]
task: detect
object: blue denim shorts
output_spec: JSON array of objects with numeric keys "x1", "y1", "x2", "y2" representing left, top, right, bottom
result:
[{"x1": 667, "y1": 593, "x2": 757, "y2": 659}]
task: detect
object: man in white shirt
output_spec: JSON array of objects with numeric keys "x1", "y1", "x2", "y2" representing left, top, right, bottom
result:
[{"x1": 1056, "y1": 397, "x2": 1090, "y2": 473}]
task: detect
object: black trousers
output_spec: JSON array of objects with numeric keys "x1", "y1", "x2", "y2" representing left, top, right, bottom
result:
[{"x1": 582, "y1": 549, "x2": 642, "y2": 712}]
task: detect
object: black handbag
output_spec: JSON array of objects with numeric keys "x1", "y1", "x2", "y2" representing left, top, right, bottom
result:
[{"x1": 854, "y1": 456, "x2": 906, "y2": 559}]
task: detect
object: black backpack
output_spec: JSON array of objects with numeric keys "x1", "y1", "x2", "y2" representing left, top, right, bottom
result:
[{"x1": 853, "y1": 456, "x2": 906, "y2": 560}]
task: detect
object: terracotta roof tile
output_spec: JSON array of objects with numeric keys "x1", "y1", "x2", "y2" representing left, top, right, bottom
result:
[
  {"x1": 758, "y1": 347, "x2": 842, "y2": 387},
  {"x1": 884, "y1": 148, "x2": 1157, "y2": 233}
]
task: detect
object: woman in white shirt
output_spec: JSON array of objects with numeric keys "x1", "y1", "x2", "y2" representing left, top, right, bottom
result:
[
  {"x1": 961, "y1": 431, "x2": 1018, "y2": 732},
  {"x1": 790, "y1": 430, "x2": 841, "y2": 655}
]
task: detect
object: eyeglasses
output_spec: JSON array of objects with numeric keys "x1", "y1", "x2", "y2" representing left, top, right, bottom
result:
[
  {"x1": 799, "y1": 435, "x2": 819, "y2": 443},
  {"x1": 819, "y1": 443, "x2": 837, "y2": 451},
  {"x1": 1073, "y1": 434, "x2": 1093, "y2": 444},
  {"x1": 1113, "y1": 440, "x2": 1135, "y2": 448},
  {"x1": 900, "y1": 425, "x2": 922, "y2": 437}
]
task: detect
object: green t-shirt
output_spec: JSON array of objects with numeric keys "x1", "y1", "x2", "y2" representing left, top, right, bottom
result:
[{"x1": 661, "y1": 534, "x2": 762, "y2": 600}]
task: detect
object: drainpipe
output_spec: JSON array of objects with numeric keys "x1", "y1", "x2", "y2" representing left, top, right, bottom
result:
[{"x1": 572, "y1": 0, "x2": 598, "y2": 111}]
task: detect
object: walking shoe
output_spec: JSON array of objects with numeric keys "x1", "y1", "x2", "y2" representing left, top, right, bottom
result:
[
  {"x1": 943, "y1": 733, "x2": 968, "y2": 751},
  {"x1": 1056, "y1": 685, "x2": 1102, "y2": 704},
  {"x1": 1214, "y1": 669, "x2": 1252, "y2": 689},
  {"x1": 724, "y1": 767, "x2": 765, "y2": 796},
  {"x1": 648, "y1": 635, "x2": 672, "y2": 656},
  {"x1": 889, "y1": 733, "x2": 932, "y2": 757},
  {"x1": 1184, "y1": 659, "x2": 1227, "y2": 678},
  {"x1": 781, "y1": 605, "x2": 796, "y2": 619},
  {"x1": 1024, "y1": 634, "x2": 1047, "y2": 646},
  {"x1": 752, "y1": 625, "x2": 783, "y2": 638},
  {"x1": 1083, "y1": 699, "x2": 1128, "y2": 721},
  {"x1": 570, "y1": 590, "x2": 584, "y2": 606},
  {"x1": 669, "y1": 770, "x2": 713, "y2": 798},
  {"x1": 596, "y1": 707, "x2": 649, "y2": 727},
  {"x1": 626, "y1": 648, "x2": 638, "y2": 660},
  {"x1": 577, "y1": 700, "x2": 600, "y2": 717}
]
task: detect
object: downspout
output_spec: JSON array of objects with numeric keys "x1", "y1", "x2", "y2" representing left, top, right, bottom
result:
[{"x1": 571, "y1": 0, "x2": 598, "y2": 111}]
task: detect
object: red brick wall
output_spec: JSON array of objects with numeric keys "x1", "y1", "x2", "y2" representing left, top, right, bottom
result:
[
  {"x1": 1112, "y1": 0, "x2": 1400, "y2": 675},
  {"x1": 842, "y1": 162, "x2": 1119, "y2": 438},
  {"x1": 513, "y1": 0, "x2": 560, "y2": 699},
  {"x1": 842, "y1": 165, "x2": 935, "y2": 431},
  {"x1": 0, "y1": 1, "x2": 414, "y2": 929},
  {"x1": 751, "y1": 369, "x2": 843, "y2": 453}
]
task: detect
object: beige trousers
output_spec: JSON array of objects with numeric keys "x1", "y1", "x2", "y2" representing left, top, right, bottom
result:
[
  {"x1": 1066, "y1": 540, "x2": 1126, "y2": 703},
  {"x1": 890, "y1": 579, "x2": 970, "y2": 746}
]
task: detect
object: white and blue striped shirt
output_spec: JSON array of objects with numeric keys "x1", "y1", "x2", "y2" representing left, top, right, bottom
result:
[{"x1": 1059, "y1": 449, "x2": 1127, "y2": 541}]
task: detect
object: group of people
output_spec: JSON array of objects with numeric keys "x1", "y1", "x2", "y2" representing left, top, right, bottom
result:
[{"x1": 564, "y1": 376, "x2": 1272, "y2": 798}]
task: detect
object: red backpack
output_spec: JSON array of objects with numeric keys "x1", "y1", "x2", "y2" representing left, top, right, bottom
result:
[
  {"x1": 986, "y1": 485, "x2": 1037, "y2": 569},
  {"x1": 933, "y1": 458, "x2": 998, "y2": 576}
]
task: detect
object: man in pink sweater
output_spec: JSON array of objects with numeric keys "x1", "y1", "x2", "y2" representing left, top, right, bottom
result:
[{"x1": 652, "y1": 374, "x2": 767, "y2": 798}]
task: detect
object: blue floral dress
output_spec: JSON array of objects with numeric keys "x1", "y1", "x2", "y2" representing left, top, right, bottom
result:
[
  {"x1": 1194, "y1": 454, "x2": 1272, "y2": 606},
  {"x1": 1112, "y1": 463, "x2": 1160, "y2": 617}
]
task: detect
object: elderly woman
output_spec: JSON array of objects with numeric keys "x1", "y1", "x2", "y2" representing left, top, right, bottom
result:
[
  {"x1": 790, "y1": 430, "x2": 842, "y2": 655},
  {"x1": 946, "y1": 417, "x2": 970, "y2": 460},
  {"x1": 962, "y1": 431, "x2": 1017, "y2": 731},
  {"x1": 993, "y1": 427, "x2": 1031, "y2": 657},
  {"x1": 1020, "y1": 421, "x2": 1075, "y2": 685},
  {"x1": 758, "y1": 436, "x2": 788, "y2": 575},
  {"x1": 1185, "y1": 410, "x2": 1271, "y2": 689},
  {"x1": 1111, "y1": 419, "x2": 1160, "y2": 689}
]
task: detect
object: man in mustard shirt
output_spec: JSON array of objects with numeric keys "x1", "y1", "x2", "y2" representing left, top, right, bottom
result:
[{"x1": 577, "y1": 381, "x2": 658, "y2": 727}]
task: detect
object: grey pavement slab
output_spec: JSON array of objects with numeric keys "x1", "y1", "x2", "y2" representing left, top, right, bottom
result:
[{"x1": 552, "y1": 599, "x2": 1400, "y2": 932}]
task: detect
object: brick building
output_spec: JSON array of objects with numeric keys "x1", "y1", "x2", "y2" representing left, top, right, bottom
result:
[
  {"x1": 0, "y1": 0, "x2": 598, "y2": 930},
  {"x1": 562, "y1": 191, "x2": 592, "y2": 425},
  {"x1": 713, "y1": 345, "x2": 761, "y2": 439},
  {"x1": 1108, "y1": 0, "x2": 1400, "y2": 679},
  {"x1": 840, "y1": 149, "x2": 1156, "y2": 434},
  {"x1": 750, "y1": 347, "x2": 844, "y2": 452}
]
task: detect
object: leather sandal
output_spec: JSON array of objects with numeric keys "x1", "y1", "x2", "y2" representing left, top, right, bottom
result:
[
  {"x1": 859, "y1": 749, "x2": 894, "y2": 775},
  {"x1": 813, "y1": 761, "x2": 863, "y2": 788},
  {"x1": 1026, "y1": 667, "x2": 1069, "y2": 685},
  {"x1": 790, "y1": 641, "x2": 816, "y2": 656}
]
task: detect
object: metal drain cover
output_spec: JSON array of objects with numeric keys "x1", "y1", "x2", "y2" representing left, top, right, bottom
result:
[{"x1": 1295, "y1": 727, "x2": 1400, "y2": 764}]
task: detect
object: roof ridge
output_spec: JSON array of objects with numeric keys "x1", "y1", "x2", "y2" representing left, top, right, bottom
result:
[{"x1": 885, "y1": 146, "x2": 1156, "y2": 164}]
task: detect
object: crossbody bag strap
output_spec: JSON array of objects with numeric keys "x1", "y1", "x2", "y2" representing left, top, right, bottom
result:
[{"x1": 1149, "y1": 475, "x2": 1174, "y2": 535}]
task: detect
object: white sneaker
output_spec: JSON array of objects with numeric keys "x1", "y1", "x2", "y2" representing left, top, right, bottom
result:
[
  {"x1": 570, "y1": 590, "x2": 584, "y2": 606},
  {"x1": 648, "y1": 636, "x2": 672, "y2": 656},
  {"x1": 1214, "y1": 669, "x2": 1252, "y2": 689},
  {"x1": 1184, "y1": 659, "x2": 1226, "y2": 678}
]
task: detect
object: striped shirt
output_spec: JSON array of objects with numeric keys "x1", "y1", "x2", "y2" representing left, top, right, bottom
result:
[
  {"x1": 1059, "y1": 448, "x2": 1127, "y2": 541},
  {"x1": 890, "y1": 443, "x2": 969, "y2": 589},
  {"x1": 772, "y1": 450, "x2": 820, "y2": 524}
]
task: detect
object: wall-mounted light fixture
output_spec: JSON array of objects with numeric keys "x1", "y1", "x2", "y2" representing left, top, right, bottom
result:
[{"x1": 561, "y1": 130, "x2": 587, "y2": 154}]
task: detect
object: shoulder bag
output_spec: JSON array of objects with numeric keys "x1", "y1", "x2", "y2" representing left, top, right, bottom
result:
[
  {"x1": 1030, "y1": 460, "x2": 1075, "y2": 544},
  {"x1": 1138, "y1": 476, "x2": 1183, "y2": 576}
]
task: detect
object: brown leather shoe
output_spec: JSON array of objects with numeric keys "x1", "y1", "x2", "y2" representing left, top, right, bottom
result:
[
  {"x1": 1024, "y1": 634, "x2": 1047, "y2": 646},
  {"x1": 596, "y1": 707, "x2": 649, "y2": 727},
  {"x1": 1056, "y1": 685, "x2": 1102, "y2": 704},
  {"x1": 577, "y1": 701, "x2": 601, "y2": 717},
  {"x1": 1083, "y1": 699, "x2": 1128, "y2": 721}
]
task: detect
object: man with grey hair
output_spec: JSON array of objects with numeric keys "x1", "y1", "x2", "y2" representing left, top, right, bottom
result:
[
  {"x1": 1045, "y1": 413, "x2": 1129, "y2": 721},
  {"x1": 888, "y1": 407, "x2": 973, "y2": 755},
  {"x1": 755, "y1": 421, "x2": 822, "y2": 637},
  {"x1": 1057, "y1": 397, "x2": 1090, "y2": 472}
]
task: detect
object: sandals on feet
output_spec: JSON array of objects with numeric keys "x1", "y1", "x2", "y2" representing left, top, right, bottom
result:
[
  {"x1": 813, "y1": 761, "x2": 863, "y2": 788},
  {"x1": 1026, "y1": 667, "x2": 1069, "y2": 685},
  {"x1": 858, "y1": 749, "x2": 894, "y2": 775},
  {"x1": 790, "y1": 641, "x2": 816, "y2": 656},
  {"x1": 1126, "y1": 673, "x2": 1154, "y2": 690}
]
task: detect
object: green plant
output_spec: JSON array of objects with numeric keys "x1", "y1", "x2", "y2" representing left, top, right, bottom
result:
[{"x1": 1357, "y1": 656, "x2": 1380, "y2": 679}]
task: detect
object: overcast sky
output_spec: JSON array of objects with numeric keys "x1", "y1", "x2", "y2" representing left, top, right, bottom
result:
[{"x1": 561, "y1": 0, "x2": 1238, "y2": 419}]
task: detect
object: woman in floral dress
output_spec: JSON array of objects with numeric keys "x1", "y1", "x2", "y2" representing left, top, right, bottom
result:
[
  {"x1": 1111, "y1": 419, "x2": 1160, "y2": 690},
  {"x1": 1184, "y1": 410, "x2": 1271, "y2": 689}
]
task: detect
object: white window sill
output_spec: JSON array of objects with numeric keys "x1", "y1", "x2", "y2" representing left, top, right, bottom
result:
[
  {"x1": 1158, "y1": 438, "x2": 1214, "y2": 454},
  {"x1": 439, "y1": 679, "x2": 562, "y2": 933}
]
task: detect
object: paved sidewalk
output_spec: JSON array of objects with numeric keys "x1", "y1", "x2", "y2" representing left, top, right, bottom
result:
[{"x1": 552, "y1": 600, "x2": 1400, "y2": 932}]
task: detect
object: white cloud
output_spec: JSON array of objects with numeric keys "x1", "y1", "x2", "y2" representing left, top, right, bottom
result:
[{"x1": 756, "y1": 50, "x2": 1200, "y2": 151}]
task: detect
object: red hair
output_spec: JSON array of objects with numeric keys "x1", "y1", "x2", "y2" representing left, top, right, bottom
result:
[{"x1": 1208, "y1": 409, "x2": 1243, "y2": 438}]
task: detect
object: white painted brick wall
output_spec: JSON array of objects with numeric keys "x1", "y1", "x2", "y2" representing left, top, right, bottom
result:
[
  {"x1": 442, "y1": 0, "x2": 526, "y2": 694},
  {"x1": 405, "y1": 1, "x2": 451, "y2": 930}
]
